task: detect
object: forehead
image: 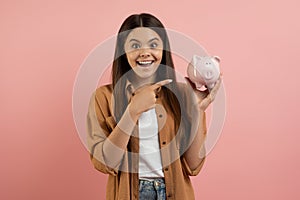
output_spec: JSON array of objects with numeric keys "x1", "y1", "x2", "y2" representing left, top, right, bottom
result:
[{"x1": 125, "y1": 27, "x2": 162, "y2": 42}]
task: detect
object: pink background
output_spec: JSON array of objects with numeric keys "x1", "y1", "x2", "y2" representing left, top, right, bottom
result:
[{"x1": 1, "y1": 0, "x2": 300, "y2": 199}]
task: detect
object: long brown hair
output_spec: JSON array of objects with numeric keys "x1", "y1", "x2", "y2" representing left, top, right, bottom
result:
[{"x1": 111, "y1": 13, "x2": 181, "y2": 128}]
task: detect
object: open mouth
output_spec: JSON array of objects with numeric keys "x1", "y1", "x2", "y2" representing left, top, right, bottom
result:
[{"x1": 136, "y1": 60, "x2": 154, "y2": 67}]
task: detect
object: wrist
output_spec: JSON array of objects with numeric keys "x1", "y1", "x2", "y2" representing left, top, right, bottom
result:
[
  {"x1": 117, "y1": 105, "x2": 139, "y2": 135},
  {"x1": 128, "y1": 102, "x2": 141, "y2": 119}
]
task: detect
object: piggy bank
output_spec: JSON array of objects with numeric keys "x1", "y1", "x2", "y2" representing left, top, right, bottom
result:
[{"x1": 187, "y1": 55, "x2": 221, "y2": 90}]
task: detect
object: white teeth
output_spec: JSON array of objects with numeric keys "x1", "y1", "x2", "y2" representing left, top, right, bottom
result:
[{"x1": 138, "y1": 61, "x2": 153, "y2": 65}]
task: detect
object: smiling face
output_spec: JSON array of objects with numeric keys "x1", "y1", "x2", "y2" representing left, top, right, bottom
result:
[{"x1": 124, "y1": 27, "x2": 163, "y2": 84}]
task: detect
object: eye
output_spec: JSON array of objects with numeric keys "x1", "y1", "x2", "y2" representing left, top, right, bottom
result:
[
  {"x1": 131, "y1": 43, "x2": 141, "y2": 49},
  {"x1": 150, "y1": 42, "x2": 158, "y2": 48}
]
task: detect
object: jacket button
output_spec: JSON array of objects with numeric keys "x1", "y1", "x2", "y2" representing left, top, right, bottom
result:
[
  {"x1": 162, "y1": 141, "x2": 166, "y2": 145},
  {"x1": 164, "y1": 167, "x2": 169, "y2": 171},
  {"x1": 159, "y1": 114, "x2": 163, "y2": 118}
]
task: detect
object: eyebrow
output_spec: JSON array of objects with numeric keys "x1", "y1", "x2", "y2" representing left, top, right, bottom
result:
[
  {"x1": 129, "y1": 37, "x2": 160, "y2": 43},
  {"x1": 148, "y1": 38, "x2": 160, "y2": 43},
  {"x1": 129, "y1": 39, "x2": 140, "y2": 43}
]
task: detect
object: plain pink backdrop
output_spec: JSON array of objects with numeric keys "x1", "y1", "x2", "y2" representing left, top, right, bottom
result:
[{"x1": 1, "y1": 0, "x2": 300, "y2": 199}]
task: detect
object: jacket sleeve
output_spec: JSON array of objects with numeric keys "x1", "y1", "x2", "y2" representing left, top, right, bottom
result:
[
  {"x1": 86, "y1": 88, "x2": 118, "y2": 176},
  {"x1": 178, "y1": 82, "x2": 207, "y2": 176},
  {"x1": 181, "y1": 145, "x2": 206, "y2": 176},
  {"x1": 180, "y1": 110, "x2": 207, "y2": 176}
]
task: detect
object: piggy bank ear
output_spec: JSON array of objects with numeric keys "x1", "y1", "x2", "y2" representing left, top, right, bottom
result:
[
  {"x1": 213, "y1": 56, "x2": 221, "y2": 63},
  {"x1": 193, "y1": 55, "x2": 201, "y2": 62}
]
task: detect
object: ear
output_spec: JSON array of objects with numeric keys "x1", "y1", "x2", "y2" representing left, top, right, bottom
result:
[
  {"x1": 213, "y1": 56, "x2": 221, "y2": 63},
  {"x1": 194, "y1": 55, "x2": 201, "y2": 59}
]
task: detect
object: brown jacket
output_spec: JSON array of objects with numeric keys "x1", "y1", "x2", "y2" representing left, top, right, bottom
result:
[{"x1": 86, "y1": 82, "x2": 206, "y2": 200}]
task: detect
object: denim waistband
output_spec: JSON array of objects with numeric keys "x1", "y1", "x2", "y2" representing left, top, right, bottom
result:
[{"x1": 139, "y1": 178, "x2": 165, "y2": 189}]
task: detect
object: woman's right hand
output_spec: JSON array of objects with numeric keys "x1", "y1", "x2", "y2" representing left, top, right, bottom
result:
[{"x1": 128, "y1": 79, "x2": 172, "y2": 117}]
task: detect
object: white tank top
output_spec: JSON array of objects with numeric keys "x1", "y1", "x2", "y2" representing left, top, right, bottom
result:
[{"x1": 138, "y1": 108, "x2": 164, "y2": 178}]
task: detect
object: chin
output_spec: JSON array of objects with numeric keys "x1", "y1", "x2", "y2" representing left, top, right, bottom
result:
[{"x1": 134, "y1": 63, "x2": 159, "y2": 78}]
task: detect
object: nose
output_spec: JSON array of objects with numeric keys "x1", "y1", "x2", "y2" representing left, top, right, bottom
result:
[{"x1": 139, "y1": 49, "x2": 151, "y2": 58}]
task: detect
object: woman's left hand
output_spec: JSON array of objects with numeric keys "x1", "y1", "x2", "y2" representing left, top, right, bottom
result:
[{"x1": 186, "y1": 75, "x2": 222, "y2": 111}]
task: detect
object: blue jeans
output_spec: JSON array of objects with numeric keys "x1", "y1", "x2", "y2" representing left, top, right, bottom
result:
[{"x1": 139, "y1": 178, "x2": 166, "y2": 200}]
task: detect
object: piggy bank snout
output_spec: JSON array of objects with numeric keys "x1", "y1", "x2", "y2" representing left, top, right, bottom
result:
[{"x1": 203, "y1": 70, "x2": 214, "y2": 79}]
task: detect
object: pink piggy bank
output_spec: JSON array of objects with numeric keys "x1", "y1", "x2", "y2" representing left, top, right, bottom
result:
[{"x1": 187, "y1": 55, "x2": 221, "y2": 90}]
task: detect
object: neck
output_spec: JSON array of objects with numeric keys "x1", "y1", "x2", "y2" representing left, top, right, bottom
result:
[{"x1": 130, "y1": 74, "x2": 157, "y2": 89}]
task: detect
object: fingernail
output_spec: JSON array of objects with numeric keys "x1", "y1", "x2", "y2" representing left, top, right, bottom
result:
[{"x1": 167, "y1": 79, "x2": 173, "y2": 83}]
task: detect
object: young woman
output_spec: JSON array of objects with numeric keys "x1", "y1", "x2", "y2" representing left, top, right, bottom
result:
[{"x1": 87, "y1": 13, "x2": 221, "y2": 200}]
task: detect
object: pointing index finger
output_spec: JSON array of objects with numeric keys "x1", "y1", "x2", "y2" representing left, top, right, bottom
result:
[{"x1": 151, "y1": 79, "x2": 173, "y2": 90}]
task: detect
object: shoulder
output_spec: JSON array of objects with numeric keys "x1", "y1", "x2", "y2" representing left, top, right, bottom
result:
[
  {"x1": 175, "y1": 81, "x2": 194, "y2": 97},
  {"x1": 174, "y1": 81, "x2": 198, "y2": 107},
  {"x1": 93, "y1": 84, "x2": 113, "y2": 104},
  {"x1": 176, "y1": 81, "x2": 188, "y2": 91},
  {"x1": 95, "y1": 84, "x2": 113, "y2": 97},
  {"x1": 91, "y1": 84, "x2": 114, "y2": 116}
]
